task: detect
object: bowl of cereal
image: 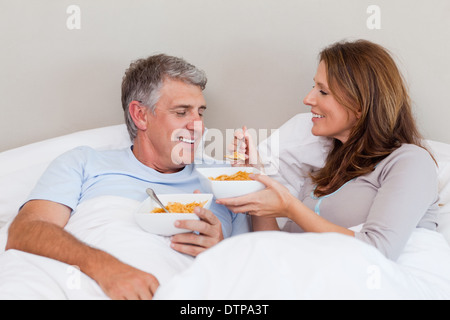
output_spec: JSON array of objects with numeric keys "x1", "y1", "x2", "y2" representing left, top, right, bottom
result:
[
  {"x1": 134, "y1": 193, "x2": 213, "y2": 236},
  {"x1": 196, "y1": 167, "x2": 265, "y2": 199}
]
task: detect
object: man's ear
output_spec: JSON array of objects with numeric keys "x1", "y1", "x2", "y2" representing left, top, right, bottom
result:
[{"x1": 129, "y1": 101, "x2": 149, "y2": 130}]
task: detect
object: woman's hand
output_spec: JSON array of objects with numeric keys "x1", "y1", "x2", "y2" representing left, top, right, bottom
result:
[
  {"x1": 227, "y1": 126, "x2": 262, "y2": 170},
  {"x1": 216, "y1": 174, "x2": 296, "y2": 219},
  {"x1": 217, "y1": 174, "x2": 355, "y2": 236}
]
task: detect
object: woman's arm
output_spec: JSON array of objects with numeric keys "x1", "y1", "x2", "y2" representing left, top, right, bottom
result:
[
  {"x1": 283, "y1": 196, "x2": 354, "y2": 236},
  {"x1": 251, "y1": 216, "x2": 280, "y2": 231},
  {"x1": 217, "y1": 174, "x2": 354, "y2": 236},
  {"x1": 352, "y1": 146, "x2": 438, "y2": 260}
]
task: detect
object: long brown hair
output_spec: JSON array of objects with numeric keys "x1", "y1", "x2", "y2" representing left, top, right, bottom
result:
[{"x1": 311, "y1": 40, "x2": 432, "y2": 197}]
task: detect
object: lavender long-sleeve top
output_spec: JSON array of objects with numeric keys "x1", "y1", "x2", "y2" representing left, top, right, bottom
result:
[{"x1": 284, "y1": 144, "x2": 440, "y2": 260}]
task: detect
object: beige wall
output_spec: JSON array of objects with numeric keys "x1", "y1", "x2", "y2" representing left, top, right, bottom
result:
[{"x1": 1, "y1": 0, "x2": 449, "y2": 152}]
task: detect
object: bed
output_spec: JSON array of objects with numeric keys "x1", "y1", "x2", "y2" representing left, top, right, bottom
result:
[{"x1": 0, "y1": 113, "x2": 449, "y2": 299}]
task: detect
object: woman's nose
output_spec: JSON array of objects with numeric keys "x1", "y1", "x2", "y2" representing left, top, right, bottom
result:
[{"x1": 303, "y1": 89, "x2": 315, "y2": 107}]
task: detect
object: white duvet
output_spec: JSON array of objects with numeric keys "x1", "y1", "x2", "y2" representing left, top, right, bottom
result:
[
  {"x1": 0, "y1": 196, "x2": 450, "y2": 300},
  {"x1": 0, "y1": 196, "x2": 194, "y2": 299}
]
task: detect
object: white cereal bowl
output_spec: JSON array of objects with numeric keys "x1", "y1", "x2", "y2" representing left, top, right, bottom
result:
[
  {"x1": 134, "y1": 193, "x2": 213, "y2": 236},
  {"x1": 196, "y1": 167, "x2": 265, "y2": 199}
]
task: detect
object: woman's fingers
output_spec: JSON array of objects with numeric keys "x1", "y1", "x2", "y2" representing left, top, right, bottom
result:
[{"x1": 217, "y1": 174, "x2": 293, "y2": 218}]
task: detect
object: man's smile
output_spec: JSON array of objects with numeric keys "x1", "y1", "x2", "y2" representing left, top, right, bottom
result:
[{"x1": 178, "y1": 136, "x2": 196, "y2": 144}]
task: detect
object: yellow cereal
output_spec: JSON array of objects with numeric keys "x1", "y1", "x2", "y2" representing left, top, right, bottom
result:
[
  {"x1": 151, "y1": 201, "x2": 207, "y2": 213},
  {"x1": 208, "y1": 171, "x2": 252, "y2": 181}
]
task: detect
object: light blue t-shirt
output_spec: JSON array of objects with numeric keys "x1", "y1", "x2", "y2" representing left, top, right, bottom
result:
[{"x1": 26, "y1": 146, "x2": 250, "y2": 238}]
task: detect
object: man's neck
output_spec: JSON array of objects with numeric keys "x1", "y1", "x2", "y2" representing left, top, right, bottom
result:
[{"x1": 132, "y1": 138, "x2": 185, "y2": 174}]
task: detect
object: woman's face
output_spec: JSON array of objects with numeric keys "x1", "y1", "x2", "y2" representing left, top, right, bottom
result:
[{"x1": 303, "y1": 61, "x2": 360, "y2": 143}]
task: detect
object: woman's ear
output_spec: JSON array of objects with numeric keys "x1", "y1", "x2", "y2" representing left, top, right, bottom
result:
[{"x1": 129, "y1": 101, "x2": 149, "y2": 130}]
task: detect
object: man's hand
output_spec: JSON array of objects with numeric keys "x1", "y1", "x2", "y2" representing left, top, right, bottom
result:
[
  {"x1": 94, "y1": 255, "x2": 160, "y2": 300},
  {"x1": 170, "y1": 206, "x2": 224, "y2": 256}
]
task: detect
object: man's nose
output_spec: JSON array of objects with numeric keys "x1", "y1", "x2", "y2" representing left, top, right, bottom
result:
[{"x1": 186, "y1": 119, "x2": 204, "y2": 133}]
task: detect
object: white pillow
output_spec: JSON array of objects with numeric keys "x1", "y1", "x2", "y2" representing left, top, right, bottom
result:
[
  {"x1": 425, "y1": 140, "x2": 450, "y2": 244},
  {"x1": 437, "y1": 213, "x2": 450, "y2": 245},
  {"x1": 0, "y1": 125, "x2": 131, "y2": 227},
  {"x1": 425, "y1": 140, "x2": 450, "y2": 210},
  {"x1": 258, "y1": 113, "x2": 332, "y2": 198}
]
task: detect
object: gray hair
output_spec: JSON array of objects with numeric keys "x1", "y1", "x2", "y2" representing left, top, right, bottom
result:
[{"x1": 121, "y1": 54, "x2": 207, "y2": 140}]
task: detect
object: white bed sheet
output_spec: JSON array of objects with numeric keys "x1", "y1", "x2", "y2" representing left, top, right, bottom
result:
[
  {"x1": 0, "y1": 196, "x2": 194, "y2": 299},
  {"x1": 154, "y1": 228, "x2": 450, "y2": 299},
  {"x1": 1, "y1": 195, "x2": 449, "y2": 300}
]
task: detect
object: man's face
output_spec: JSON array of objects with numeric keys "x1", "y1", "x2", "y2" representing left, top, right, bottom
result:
[{"x1": 144, "y1": 78, "x2": 206, "y2": 172}]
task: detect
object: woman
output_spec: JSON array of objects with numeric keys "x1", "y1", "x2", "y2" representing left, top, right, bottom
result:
[{"x1": 218, "y1": 40, "x2": 440, "y2": 260}]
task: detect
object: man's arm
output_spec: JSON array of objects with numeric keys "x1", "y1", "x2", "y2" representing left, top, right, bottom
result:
[{"x1": 6, "y1": 200, "x2": 159, "y2": 299}]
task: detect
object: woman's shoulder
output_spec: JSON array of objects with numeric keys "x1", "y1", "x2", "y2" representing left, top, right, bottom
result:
[
  {"x1": 378, "y1": 143, "x2": 437, "y2": 177},
  {"x1": 389, "y1": 143, "x2": 434, "y2": 162}
]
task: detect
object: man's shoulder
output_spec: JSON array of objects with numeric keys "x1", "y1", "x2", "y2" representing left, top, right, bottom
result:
[
  {"x1": 48, "y1": 146, "x2": 131, "y2": 171},
  {"x1": 58, "y1": 145, "x2": 129, "y2": 159}
]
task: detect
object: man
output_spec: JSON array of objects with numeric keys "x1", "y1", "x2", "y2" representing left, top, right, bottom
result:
[{"x1": 5, "y1": 54, "x2": 249, "y2": 299}]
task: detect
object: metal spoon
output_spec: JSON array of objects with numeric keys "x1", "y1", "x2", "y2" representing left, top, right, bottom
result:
[{"x1": 146, "y1": 188, "x2": 169, "y2": 213}]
